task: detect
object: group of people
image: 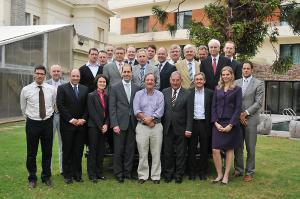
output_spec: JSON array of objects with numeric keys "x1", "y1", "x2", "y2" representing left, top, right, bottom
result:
[{"x1": 20, "y1": 38, "x2": 264, "y2": 189}]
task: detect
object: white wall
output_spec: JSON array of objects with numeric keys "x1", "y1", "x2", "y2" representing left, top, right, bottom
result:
[{"x1": 0, "y1": 0, "x2": 11, "y2": 25}]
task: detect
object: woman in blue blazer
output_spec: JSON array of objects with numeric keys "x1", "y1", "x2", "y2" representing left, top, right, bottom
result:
[{"x1": 211, "y1": 66, "x2": 242, "y2": 185}]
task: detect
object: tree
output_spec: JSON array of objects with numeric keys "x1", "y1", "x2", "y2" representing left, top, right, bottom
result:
[{"x1": 152, "y1": 0, "x2": 300, "y2": 73}]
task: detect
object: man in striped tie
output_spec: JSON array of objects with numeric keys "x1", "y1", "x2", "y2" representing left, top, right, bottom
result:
[{"x1": 162, "y1": 71, "x2": 192, "y2": 183}]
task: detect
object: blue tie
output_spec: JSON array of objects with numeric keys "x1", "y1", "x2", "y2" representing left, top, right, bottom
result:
[{"x1": 74, "y1": 85, "x2": 79, "y2": 98}]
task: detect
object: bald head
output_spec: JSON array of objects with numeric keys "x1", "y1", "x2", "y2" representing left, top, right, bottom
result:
[
  {"x1": 70, "y1": 69, "x2": 80, "y2": 85},
  {"x1": 157, "y1": 47, "x2": 168, "y2": 63},
  {"x1": 50, "y1": 64, "x2": 62, "y2": 81}
]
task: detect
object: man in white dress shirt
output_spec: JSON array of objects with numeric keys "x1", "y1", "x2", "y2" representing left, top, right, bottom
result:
[{"x1": 20, "y1": 65, "x2": 56, "y2": 188}]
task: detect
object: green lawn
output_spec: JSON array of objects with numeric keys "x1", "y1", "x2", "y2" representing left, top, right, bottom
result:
[{"x1": 0, "y1": 122, "x2": 299, "y2": 199}]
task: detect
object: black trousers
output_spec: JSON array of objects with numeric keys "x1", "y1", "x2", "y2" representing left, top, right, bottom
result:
[
  {"x1": 164, "y1": 125, "x2": 186, "y2": 179},
  {"x1": 113, "y1": 121, "x2": 136, "y2": 178},
  {"x1": 25, "y1": 116, "x2": 53, "y2": 182},
  {"x1": 87, "y1": 127, "x2": 106, "y2": 179},
  {"x1": 61, "y1": 125, "x2": 86, "y2": 179},
  {"x1": 188, "y1": 119, "x2": 209, "y2": 176}
]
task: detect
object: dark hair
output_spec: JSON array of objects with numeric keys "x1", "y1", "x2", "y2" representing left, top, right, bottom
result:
[
  {"x1": 147, "y1": 44, "x2": 157, "y2": 52},
  {"x1": 34, "y1": 64, "x2": 46, "y2": 74},
  {"x1": 242, "y1": 61, "x2": 254, "y2": 69},
  {"x1": 122, "y1": 64, "x2": 132, "y2": 72},
  {"x1": 115, "y1": 47, "x2": 125, "y2": 52},
  {"x1": 94, "y1": 74, "x2": 109, "y2": 89},
  {"x1": 144, "y1": 73, "x2": 156, "y2": 83},
  {"x1": 89, "y1": 48, "x2": 98, "y2": 54}
]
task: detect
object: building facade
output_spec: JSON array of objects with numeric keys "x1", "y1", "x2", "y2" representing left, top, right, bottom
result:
[
  {"x1": 0, "y1": 0, "x2": 114, "y2": 68},
  {"x1": 108, "y1": 0, "x2": 300, "y2": 115}
]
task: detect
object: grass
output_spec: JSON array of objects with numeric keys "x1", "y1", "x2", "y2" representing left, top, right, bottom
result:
[{"x1": 0, "y1": 122, "x2": 300, "y2": 199}]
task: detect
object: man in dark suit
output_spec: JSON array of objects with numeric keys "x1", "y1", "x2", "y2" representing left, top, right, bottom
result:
[
  {"x1": 200, "y1": 39, "x2": 231, "y2": 90},
  {"x1": 156, "y1": 47, "x2": 176, "y2": 91},
  {"x1": 186, "y1": 72, "x2": 214, "y2": 180},
  {"x1": 79, "y1": 48, "x2": 103, "y2": 93},
  {"x1": 109, "y1": 64, "x2": 140, "y2": 183},
  {"x1": 57, "y1": 69, "x2": 89, "y2": 184},
  {"x1": 223, "y1": 41, "x2": 242, "y2": 80},
  {"x1": 162, "y1": 71, "x2": 192, "y2": 184},
  {"x1": 125, "y1": 45, "x2": 139, "y2": 67}
]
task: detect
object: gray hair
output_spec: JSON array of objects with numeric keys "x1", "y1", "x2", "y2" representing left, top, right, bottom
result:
[
  {"x1": 208, "y1": 39, "x2": 221, "y2": 48},
  {"x1": 183, "y1": 44, "x2": 196, "y2": 53},
  {"x1": 137, "y1": 48, "x2": 147, "y2": 54},
  {"x1": 198, "y1": 45, "x2": 208, "y2": 52},
  {"x1": 170, "y1": 71, "x2": 182, "y2": 79},
  {"x1": 170, "y1": 44, "x2": 181, "y2": 52}
]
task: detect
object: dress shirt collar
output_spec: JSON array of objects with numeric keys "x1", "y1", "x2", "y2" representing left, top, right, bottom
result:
[
  {"x1": 122, "y1": 79, "x2": 132, "y2": 85},
  {"x1": 115, "y1": 60, "x2": 124, "y2": 66},
  {"x1": 70, "y1": 82, "x2": 78, "y2": 88},
  {"x1": 243, "y1": 75, "x2": 253, "y2": 82},
  {"x1": 33, "y1": 81, "x2": 44, "y2": 88},
  {"x1": 172, "y1": 87, "x2": 181, "y2": 94},
  {"x1": 195, "y1": 86, "x2": 204, "y2": 93},
  {"x1": 86, "y1": 61, "x2": 98, "y2": 67},
  {"x1": 185, "y1": 59, "x2": 195, "y2": 65},
  {"x1": 211, "y1": 54, "x2": 220, "y2": 61}
]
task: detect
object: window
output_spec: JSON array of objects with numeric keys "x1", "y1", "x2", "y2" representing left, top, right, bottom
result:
[
  {"x1": 33, "y1": 15, "x2": 40, "y2": 25},
  {"x1": 98, "y1": 28, "x2": 104, "y2": 43},
  {"x1": 280, "y1": 3, "x2": 300, "y2": 26},
  {"x1": 280, "y1": 44, "x2": 300, "y2": 64},
  {"x1": 176, "y1": 10, "x2": 192, "y2": 29},
  {"x1": 136, "y1": 16, "x2": 149, "y2": 33},
  {"x1": 25, "y1": 13, "x2": 31, "y2": 25},
  {"x1": 265, "y1": 81, "x2": 300, "y2": 115}
]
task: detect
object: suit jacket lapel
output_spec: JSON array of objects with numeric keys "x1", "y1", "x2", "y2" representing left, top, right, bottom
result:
[
  {"x1": 112, "y1": 62, "x2": 121, "y2": 77},
  {"x1": 120, "y1": 83, "x2": 130, "y2": 105},
  {"x1": 68, "y1": 83, "x2": 78, "y2": 100}
]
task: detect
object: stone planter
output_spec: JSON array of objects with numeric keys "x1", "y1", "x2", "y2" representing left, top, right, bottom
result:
[
  {"x1": 257, "y1": 114, "x2": 272, "y2": 135},
  {"x1": 289, "y1": 120, "x2": 300, "y2": 138}
]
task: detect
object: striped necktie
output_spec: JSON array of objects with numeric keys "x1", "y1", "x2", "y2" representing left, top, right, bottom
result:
[
  {"x1": 172, "y1": 89, "x2": 177, "y2": 106},
  {"x1": 188, "y1": 62, "x2": 193, "y2": 81}
]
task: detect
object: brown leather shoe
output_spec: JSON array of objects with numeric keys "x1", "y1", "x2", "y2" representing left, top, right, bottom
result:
[{"x1": 243, "y1": 175, "x2": 253, "y2": 182}]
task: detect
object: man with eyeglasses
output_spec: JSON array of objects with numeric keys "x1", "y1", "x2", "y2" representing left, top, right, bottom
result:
[{"x1": 20, "y1": 65, "x2": 56, "y2": 188}]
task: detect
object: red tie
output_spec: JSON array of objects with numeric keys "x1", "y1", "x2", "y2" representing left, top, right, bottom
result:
[{"x1": 212, "y1": 58, "x2": 217, "y2": 76}]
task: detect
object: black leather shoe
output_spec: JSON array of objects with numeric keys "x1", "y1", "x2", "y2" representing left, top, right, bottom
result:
[
  {"x1": 43, "y1": 179, "x2": 52, "y2": 186},
  {"x1": 153, "y1": 180, "x2": 160, "y2": 184},
  {"x1": 64, "y1": 178, "x2": 73, "y2": 184},
  {"x1": 73, "y1": 177, "x2": 83, "y2": 183},
  {"x1": 28, "y1": 181, "x2": 37, "y2": 189},
  {"x1": 116, "y1": 177, "x2": 124, "y2": 183},
  {"x1": 138, "y1": 179, "x2": 146, "y2": 184},
  {"x1": 90, "y1": 178, "x2": 98, "y2": 183},
  {"x1": 199, "y1": 174, "x2": 208, "y2": 181},
  {"x1": 97, "y1": 176, "x2": 106, "y2": 180},
  {"x1": 175, "y1": 177, "x2": 182, "y2": 184},
  {"x1": 188, "y1": 175, "x2": 196, "y2": 180},
  {"x1": 164, "y1": 178, "x2": 172, "y2": 183}
]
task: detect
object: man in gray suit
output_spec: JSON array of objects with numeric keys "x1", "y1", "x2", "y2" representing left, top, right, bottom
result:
[
  {"x1": 109, "y1": 64, "x2": 140, "y2": 183},
  {"x1": 103, "y1": 47, "x2": 126, "y2": 87},
  {"x1": 234, "y1": 61, "x2": 264, "y2": 182},
  {"x1": 162, "y1": 71, "x2": 192, "y2": 184},
  {"x1": 46, "y1": 64, "x2": 67, "y2": 175},
  {"x1": 132, "y1": 49, "x2": 160, "y2": 89}
]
